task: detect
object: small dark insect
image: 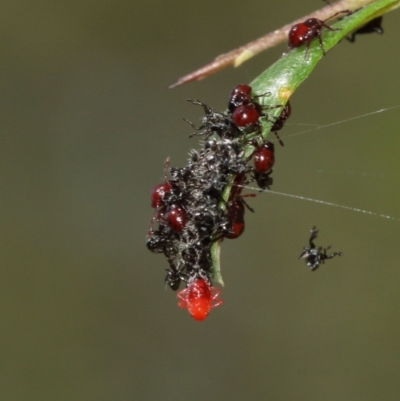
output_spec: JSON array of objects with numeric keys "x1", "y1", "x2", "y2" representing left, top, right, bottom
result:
[
  {"x1": 150, "y1": 158, "x2": 171, "y2": 208},
  {"x1": 146, "y1": 228, "x2": 177, "y2": 259},
  {"x1": 347, "y1": 16, "x2": 384, "y2": 42},
  {"x1": 321, "y1": 2, "x2": 384, "y2": 43},
  {"x1": 271, "y1": 102, "x2": 291, "y2": 146},
  {"x1": 251, "y1": 139, "x2": 275, "y2": 190},
  {"x1": 222, "y1": 173, "x2": 256, "y2": 239},
  {"x1": 299, "y1": 226, "x2": 343, "y2": 271},
  {"x1": 185, "y1": 99, "x2": 240, "y2": 139},
  {"x1": 227, "y1": 84, "x2": 282, "y2": 134},
  {"x1": 227, "y1": 171, "x2": 248, "y2": 203},
  {"x1": 253, "y1": 170, "x2": 273, "y2": 190},
  {"x1": 165, "y1": 258, "x2": 187, "y2": 291},
  {"x1": 149, "y1": 158, "x2": 172, "y2": 235},
  {"x1": 228, "y1": 84, "x2": 253, "y2": 112},
  {"x1": 232, "y1": 102, "x2": 262, "y2": 128},
  {"x1": 224, "y1": 194, "x2": 255, "y2": 239},
  {"x1": 253, "y1": 140, "x2": 275, "y2": 174},
  {"x1": 166, "y1": 205, "x2": 187, "y2": 233},
  {"x1": 224, "y1": 198, "x2": 246, "y2": 239},
  {"x1": 228, "y1": 84, "x2": 271, "y2": 113},
  {"x1": 288, "y1": 10, "x2": 351, "y2": 58}
]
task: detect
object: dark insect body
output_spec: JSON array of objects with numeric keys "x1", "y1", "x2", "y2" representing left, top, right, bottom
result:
[
  {"x1": 232, "y1": 103, "x2": 262, "y2": 128},
  {"x1": 225, "y1": 175, "x2": 256, "y2": 240},
  {"x1": 225, "y1": 199, "x2": 246, "y2": 239},
  {"x1": 252, "y1": 140, "x2": 275, "y2": 190},
  {"x1": 166, "y1": 205, "x2": 187, "y2": 233},
  {"x1": 149, "y1": 158, "x2": 174, "y2": 236},
  {"x1": 146, "y1": 228, "x2": 176, "y2": 256},
  {"x1": 228, "y1": 84, "x2": 253, "y2": 112},
  {"x1": 347, "y1": 16, "x2": 383, "y2": 42},
  {"x1": 271, "y1": 102, "x2": 291, "y2": 146},
  {"x1": 164, "y1": 257, "x2": 188, "y2": 291},
  {"x1": 150, "y1": 158, "x2": 171, "y2": 208},
  {"x1": 185, "y1": 99, "x2": 240, "y2": 139},
  {"x1": 254, "y1": 171, "x2": 273, "y2": 190},
  {"x1": 228, "y1": 84, "x2": 282, "y2": 137},
  {"x1": 288, "y1": 11, "x2": 350, "y2": 58},
  {"x1": 151, "y1": 182, "x2": 171, "y2": 208},
  {"x1": 299, "y1": 227, "x2": 343, "y2": 271},
  {"x1": 321, "y1": 2, "x2": 384, "y2": 43},
  {"x1": 253, "y1": 140, "x2": 275, "y2": 174}
]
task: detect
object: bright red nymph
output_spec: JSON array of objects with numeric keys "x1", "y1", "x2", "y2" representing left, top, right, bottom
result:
[{"x1": 177, "y1": 278, "x2": 223, "y2": 321}]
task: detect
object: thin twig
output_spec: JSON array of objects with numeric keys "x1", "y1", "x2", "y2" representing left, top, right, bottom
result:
[{"x1": 169, "y1": 0, "x2": 374, "y2": 88}]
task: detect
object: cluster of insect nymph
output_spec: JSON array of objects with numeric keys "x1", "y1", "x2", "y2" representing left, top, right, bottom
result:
[
  {"x1": 147, "y1": 84, "x2": 286, "y2": 321},
  {"x1": 146, "y1": 7, "x2": 384, "y2": 321}
]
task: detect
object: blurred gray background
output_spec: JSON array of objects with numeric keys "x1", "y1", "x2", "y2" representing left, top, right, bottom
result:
[{"x1": 1, "y1": 1, "x2": 400, "y2": 400}]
